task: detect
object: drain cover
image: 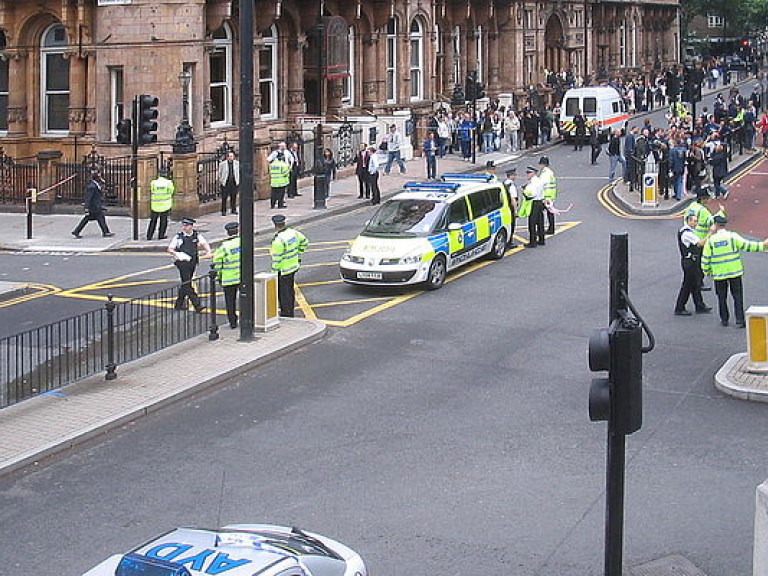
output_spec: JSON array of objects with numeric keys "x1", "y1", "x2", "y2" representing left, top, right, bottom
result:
[{"x1": 631, "y1": 555, "x2": 707, "y2": 576}]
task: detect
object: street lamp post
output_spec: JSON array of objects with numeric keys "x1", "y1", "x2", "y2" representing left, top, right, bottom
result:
[
  {"x1": 172, "y1": 68, "x2": 196, "y2": 154},
  {"x1": 313, "y1": 8, "x2": 327, "y2": 210}
]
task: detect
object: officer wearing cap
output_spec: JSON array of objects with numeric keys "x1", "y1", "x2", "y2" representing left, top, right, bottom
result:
[
  {"x1": 701, "y1": 215, "x2": 768, "y2": 327},
  {"x1": 522, "y1": 166, "x2": 545, "y2": 247},
  {"x1": 270, "y1": 215, "x2": 308, "y2": 317},
  {"x1": 502, "y1": 167, "x2": 519, "y2": 248},
  {"x1": 213, "y1": 222, "x2": 241, "y2": 328},
  {"x1": 146, "y1": 168, "x2": 175, "y2": 241},
  {"x1": 72, "y1": 170, "x2": 114, "y2": 239},
  {"x1": 167, "y1": 217, "x2": 212, "y2": 312},
  {"x1": 685, "y1": 186, "x2": 725, "y2": 240},
  {"x1": 674, "y1": 211, "x2": 712, "y2": 316},
  {"x1": 539, "y1": 156, "x2": 558, "y2": 235}
]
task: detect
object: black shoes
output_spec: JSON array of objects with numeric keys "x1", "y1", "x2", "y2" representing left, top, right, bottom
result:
[
  {"x1": 71, "y1": 231, "x2": 82, "y2": 239},
  {"x1": 735, "y1": 320, "x2": 746, "y2": 328},
  {"x1": 696, "y1": 306, "x2": 712, "y2": 313},
  {"x1": 721, "y1": 319, "x2": 729, "y2": 327},
  {"x1": 103, "y1": 232, "x2": 115, "y2": 237},
  {"x1": 525, "y1": 242, "x2": 537, "y2": 248},
  {"x1": 674, "y1": 310, "x2": 692, "y2": 316}
]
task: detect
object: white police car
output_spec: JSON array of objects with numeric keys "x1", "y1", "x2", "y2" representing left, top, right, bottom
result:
[
  {"x1": 82, "y1": 524, "x2": 367, "y2": 576},
  {"x1": 339, "y1": 174, "x2": 513, "y2": 290}
]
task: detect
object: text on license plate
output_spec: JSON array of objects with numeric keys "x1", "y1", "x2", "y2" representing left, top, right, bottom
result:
[{"x1": 357, "y1": 271, "x2": 383, "y2": 280}]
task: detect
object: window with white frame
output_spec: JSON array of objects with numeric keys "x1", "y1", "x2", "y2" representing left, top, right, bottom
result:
[
  {"x1": 525, "y1": 54, "x2": 535, "y2": 84},
  {"x1": 630, "y1": 19, "x2": 637, "y2": 67},
  {"x1": 0, "y1": 32, "x2": 7, "y2": 133},
  {"x1": 707, "y1": 14, "x2": 724, "y2": 28},
  {"x1": 209, "y1": 24, "x2": 232, "y2": 125},
  {"x1": 386, "y1": 18, "x2": 397, "y2": 103},
  {"x1": 409, "y1": 18, "x2": 424, "y2": 100},
  {"x1": 475, "y1": 26, "x2": 483, "y2": 84},
  {"x1": 183, "y1": 62, "x2": 194, "y2": 127},
  {"x1": 452, "y1": 25, "x2": 461, "y2": 85},
  {"x1": 41, "y1": 23, "x2": 69, "y2": 135},
  {"x1": 109, "y1": 67, "x2": 124, "y2": 142},
  {"x1": 342, "y1": 26, "x2": 355, "y2": 105},
  {"x1": 619, "y1": 21, "x2": 627, "y2": 67},
  {"x1": 259, "y1": 25, "x2": 278, "y2": 119}
]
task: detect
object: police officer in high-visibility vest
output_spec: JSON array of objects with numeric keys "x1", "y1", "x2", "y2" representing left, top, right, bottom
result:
[
  {"x1": 213, "y1": 221, "x2": 241, "y2": 329},
  {"x1": 146, "y1": 169, "x2": 175, "y2": 240},
  {"x1": 167, "y1": 217, "x2": 212, "y2": 312},
  {"x1": 685, "y1": 187, "x2": 725, "y2": 291},
  {"x1": 270, "y1": 214, "x2": 308, "y2": 317},
  {"x1": 701, "y1": 214, "x2": 768, "y2": 327},
  {"x1": 269, "y1": 150, "x2": 291, "y2": 209},
  {"x1": 674, "y1": 212, "x2": 712, "y2": 316},
  {"x1": 539, "y1": 156, "x2": 558, "y2": 235}
]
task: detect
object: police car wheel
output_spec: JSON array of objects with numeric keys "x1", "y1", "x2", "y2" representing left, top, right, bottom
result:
[
  {"x1": 424, "y1": 255, "x2": 447, "y2": 290},
  {"x1": 488, "y1": 230, "x2": 508, "y2": 260}
]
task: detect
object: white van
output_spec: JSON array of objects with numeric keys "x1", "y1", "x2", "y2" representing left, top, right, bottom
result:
[{"x1": 558, "y1": 86, "x2": 628, "y2": 142}]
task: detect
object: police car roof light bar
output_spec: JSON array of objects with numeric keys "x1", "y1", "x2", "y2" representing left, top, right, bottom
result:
[
  {"x1": 402, "y1": 181, "x2": 461, "y2": 192},
  {"x1": 116, "y1": 553, "x2": 192, "y2": 576},
  {"x1": 440, "y1": 173, "x2": 495, "y2": 182}
]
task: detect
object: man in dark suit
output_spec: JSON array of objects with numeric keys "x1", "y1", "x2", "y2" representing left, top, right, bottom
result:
[{"x1": 72, "y1": 170, "x2": 114, "y2": 238}]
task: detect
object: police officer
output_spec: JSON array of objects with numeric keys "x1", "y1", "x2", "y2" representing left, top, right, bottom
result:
[
  {"x1": 146, "y1": 169, "x2": 175, "y2": 240},
  {"x1": 523, "y1": 166, "x2": 545, "y2": 248},
  {"x1": 213, "y1": 222, "x2": 241, "y2": 329},
  {"x1": 685, "y1": 187, "x2": 725, "y2": 291},
  {"x1": 502, "y1": 167, "x2": 519, "y2": 248},
  {"x1": 701, "y1": 215, "x2": 768, "y2": 327},
  {"x1": 167, "y1": 217, "x2": 212, "y2": 312},
  {"x1": 270, "y1": 215, "x2": 308, "y2": 317},
  {"x1": 674, "y1": 212, "x2": 712, "y2": 316},
  {"x1": 539, "y1": 156, "x2": 558, "y2": 235},
  {"x1": 269, "y1": 150, "x2": 291, "y2": 209}
]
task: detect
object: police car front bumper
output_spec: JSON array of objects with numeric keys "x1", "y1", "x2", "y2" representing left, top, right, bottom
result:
[{"x1": 339, "y1": 260, "x2": 430, "y2": 286}]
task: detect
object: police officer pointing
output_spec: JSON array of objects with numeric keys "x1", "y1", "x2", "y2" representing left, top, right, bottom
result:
[{"x1": 270, "y1": 215, "x2": 308, "y2": 317}]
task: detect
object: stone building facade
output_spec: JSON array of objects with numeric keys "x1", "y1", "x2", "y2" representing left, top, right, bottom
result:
[{"x1": 0, "y1": 0, "x2": 679, "y2": 211}]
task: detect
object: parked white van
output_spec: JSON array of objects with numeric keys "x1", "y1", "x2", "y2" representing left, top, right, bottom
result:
[{"x1": 558, "y1": 86, "x2": 628, "y2": 142}]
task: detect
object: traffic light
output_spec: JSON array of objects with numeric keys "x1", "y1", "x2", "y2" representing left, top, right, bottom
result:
[
  {"x1": 589, "y1": 318, "x2": 643, "y2": 435},
  {"x1": 116, "y1": 118, "x2": 132, "y2": 145},
  {"x1": 137, "y1": 95, "x2": 159, "y2": 145}
]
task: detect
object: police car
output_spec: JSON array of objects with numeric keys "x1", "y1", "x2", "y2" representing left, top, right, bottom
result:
[
  {"x1": 339, "y1": 173, "x2": 512, "y2": 290},
  {"x1": 81, "y1": 524, "x2": 367, "y2": 576}
]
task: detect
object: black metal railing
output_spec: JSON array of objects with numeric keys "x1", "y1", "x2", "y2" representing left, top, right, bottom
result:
[
  {"x1": 0, "y1": 150, "x2": 38, "y2": 204},
  {"x1": 196, "y1": 141, "x2": 234, "y2": 204},
  {"x1": 0, "y1": 271, "x2": 220, "y2": 409}
]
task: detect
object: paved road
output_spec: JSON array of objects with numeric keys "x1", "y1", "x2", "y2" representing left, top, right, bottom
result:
[{"x1": 2, "y1": 80, "x2": 768, "y2": 576}]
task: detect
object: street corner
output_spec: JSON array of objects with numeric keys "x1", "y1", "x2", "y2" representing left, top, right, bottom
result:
[{"x1": 0, "y1": 280, "x2": 29, "y2": 303}]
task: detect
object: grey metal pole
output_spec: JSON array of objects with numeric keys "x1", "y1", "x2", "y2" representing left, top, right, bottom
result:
[{"x1": 239, "y1": 0, "x2": 255, "y2": 341}]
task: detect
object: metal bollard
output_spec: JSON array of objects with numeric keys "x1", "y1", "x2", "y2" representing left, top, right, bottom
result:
[
  {"x1": 105, "y1": 294, "x2": 117, "y2": 380},
  {"x1": 313, "y1": 173, "x2": 327, "y2": 209},
  {"x1": 208, "y1": 264, "x2": 219, "y2": 341}
]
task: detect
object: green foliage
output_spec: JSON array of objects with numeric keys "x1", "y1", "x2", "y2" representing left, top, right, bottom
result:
[{"x1": 681, "y1": 0, "x2": 768, "y2": 33}]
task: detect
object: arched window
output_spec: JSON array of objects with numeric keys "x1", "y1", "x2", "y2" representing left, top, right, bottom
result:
[
  {"x1": 41, "y1": 23, "x2": 69, "y2": 134},
  {"x1": 409, "y1": 18, "x2": 424, "y2": 100},
  {"x1": 386, "y1": 18, "x2": 398, "y2": 103},
  {"x1": 209, "y1": 24, "x2": 233, "y2": 126},
  {"x1": 342, "y1": 26, "x2": 355, "y2": 106},
  {"x1": 259, "y1": 25, "x2": 278, "y2": 119},
  {"x1": 0, "y1": 32, "x2": 7, "y2": 133}
]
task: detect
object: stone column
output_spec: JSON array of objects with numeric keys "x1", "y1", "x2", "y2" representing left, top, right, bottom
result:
[
  {"x1": 136, "y1": 156, "x2": 156, "y2": 220},
  {"x1": 286, "y1": 38, "x2": 306, "y2": 118},
  {"x1": 254, "y1": 137, "x2": 271, "y2": 201},
  {"x1": 66, "y1": 51, "x2": 87, "y2": 136},
  {"x1": 488, "y1": 31, "x2": 501, "y2": 94},
  {"x1": 361, "y1": 35, "x2": 379, "y2": 109},
  {"x1": 6, "y1": 51, "x2": 28, "y2": 137},
  {"x1": 169, "y1": 153, "x2": 200, "y2": 218},
  {"x1": 326, "y1": 78, "x2": 344, "y2": 117}
]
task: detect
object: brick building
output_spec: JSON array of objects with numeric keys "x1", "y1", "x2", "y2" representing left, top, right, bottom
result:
[{"x1": 0, "y1": 0, "x2": 679, "y2": 214}]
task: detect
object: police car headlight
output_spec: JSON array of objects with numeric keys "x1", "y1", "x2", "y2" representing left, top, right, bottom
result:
[
  {"x1": 398, "y1": 255, "x2": 422, "y2": 264},
  {"x1": 342, "y1": 253, "x2": 364, "y2": 264}
]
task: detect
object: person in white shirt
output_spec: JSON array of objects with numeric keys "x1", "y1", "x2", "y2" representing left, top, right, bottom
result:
[
  {"x1": 383, "y1": 124, "x2": 406, "y2": 175},
  {"x1": 502, "y1": 168, "x2": 519, "y2": 248},
  {"x1": 522, "y1": 166, "x2": 546, "y2": 247},
  {"x1": 367, "y1": 146, "x2": 382, "y2": 204}
]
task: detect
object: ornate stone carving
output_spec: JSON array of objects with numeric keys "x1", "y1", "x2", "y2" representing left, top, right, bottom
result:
[
  {"x1": 203, "y1": 100, "x2": 212, "y2": 129},
  {"x1": 68, "y1": 107, "x2": 95, "y2": 124},
  {"x1": 287, "y1": 89, "x2": 306, "y2": 105},
  {"x1": 7, "y1": 106, "x2": 26, "y2": 124},
  {"x1": 363, "y1": 81, "x2": 378, "y2": 96}
]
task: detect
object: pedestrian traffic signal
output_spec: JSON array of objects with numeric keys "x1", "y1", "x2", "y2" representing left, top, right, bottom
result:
[
  {"x1": 138, "y1": 95, "x2": 159, "y2": 145},
  {"x1": 589, "y1": 318, "x2": 643, "y2": 435},
  {"x1": 116, "y1": 118, "x2": 132, "y2": 145}
]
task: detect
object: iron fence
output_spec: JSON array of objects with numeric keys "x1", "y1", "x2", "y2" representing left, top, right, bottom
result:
[
  {"x1": 278, "y1": 122, "x2": 363, "y2": 175},
  {"x1": 0, "y1": 272, "x2": 220, "y2": 409},
  {"x1": 0, "y1": 151, "x2": 38, "y2": 204},
  {"x1": 196, "y1": 142, "x2": 234, "y2": 204}
]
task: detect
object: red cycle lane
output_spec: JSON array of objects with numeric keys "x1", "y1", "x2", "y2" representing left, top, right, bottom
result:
[{"x1": 722, "y1": 155, "x2": 768, "y2": 240}]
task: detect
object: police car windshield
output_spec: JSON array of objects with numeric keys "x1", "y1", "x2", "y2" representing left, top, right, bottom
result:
[{"x1": 364, "y1": 199, "x2": 446, "y2": 236}]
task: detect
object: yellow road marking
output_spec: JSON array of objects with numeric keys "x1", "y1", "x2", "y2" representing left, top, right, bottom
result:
[{"x1": 0, "y1": 283, "x2": 61, "y2": 308}]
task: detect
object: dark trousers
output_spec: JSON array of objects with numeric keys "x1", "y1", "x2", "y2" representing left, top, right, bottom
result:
[
  {"x1": 715, "y1": 276, "x2": 745, "y2": 324},
  {"x1": 591, "y1": 144, "x2": 602, "y2": 164},
  {"x1": 545, "y1": 205, "x2": 555, "y2": 234},
  {"x1": 270, "y1": 186, "x2": 287, "y2": 208},
  {"x1": 507, "y1": 212, "x2": 517, "y2": 247},
  {"x1": 221, "y1": 185, "x2": 238, "y2": 214},
  {"x1": 277, "y1": 271, "x2": 297, "y2": 317},
  {"x1": 425, "y1": 155, "x2": 437, "y2": 179},
  {"x1": 146, "y1": 210, "x2": 169, "y2": 240},
  {"x1": 287, "y1": 169, "x2": 299, "y2": 198},
  {"x1": 357, "y1": 172, "x2": 370, "y2": 198},
  {"x1": 675, "y1": 260, "x2": 707, "y2": 312},
  {"x1": 222, "y1": 283, "x2": 239, "y2": 328},
  {"x1": 174, "y1": 261, "x2": 202, "y2": 311},
  {"x1": 574, "y1": 134, "x2": 585, "y2": 151},
  {"x1": 528, "y1": 200, "x2": 545, "y2": 245},
  {"x1": 369, "y1": 173, "x2": 381, "y2": 204},
  {"x1": 73, "y1": 210, "x2": 110, "y2": 236}
]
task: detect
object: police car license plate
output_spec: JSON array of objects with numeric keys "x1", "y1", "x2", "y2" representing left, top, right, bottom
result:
[{"x1": 357, "y1": 271, "x2": 383, "y2": 280}]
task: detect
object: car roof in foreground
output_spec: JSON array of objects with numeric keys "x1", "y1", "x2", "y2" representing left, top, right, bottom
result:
[
  {"x1": 85, "y1": 525, "x2": 346, "y2": 576},
  {"x1": 390, "y1": 176, "x2": 500, "y2": 201}
]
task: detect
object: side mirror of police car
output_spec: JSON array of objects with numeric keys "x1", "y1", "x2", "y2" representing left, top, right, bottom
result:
[{"x1": 448, "y1": 223, "x2": 462, "y2": 232}]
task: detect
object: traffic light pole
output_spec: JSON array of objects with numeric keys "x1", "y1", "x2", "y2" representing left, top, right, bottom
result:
[
  {"x1": 604, "y1": 425, "x2": 627, "y2": 576},
  {"x1": 131, "y1": 95, "x2": 139, "y2": 241}
]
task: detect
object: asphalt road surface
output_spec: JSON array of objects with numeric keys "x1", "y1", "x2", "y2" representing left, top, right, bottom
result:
[{"x1": 1, "y1": 100, "x2": 768, "y2": 576}]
